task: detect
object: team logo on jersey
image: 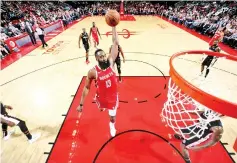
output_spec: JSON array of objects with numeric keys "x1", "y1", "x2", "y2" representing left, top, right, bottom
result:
[{"x1": 102, "y1": 29, "x2": 139, "y2": 39}]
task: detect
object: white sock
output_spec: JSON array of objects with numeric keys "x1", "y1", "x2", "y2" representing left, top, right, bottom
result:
[{"x1": 109, "y1": 122, "x2": 115, "y2": 129}]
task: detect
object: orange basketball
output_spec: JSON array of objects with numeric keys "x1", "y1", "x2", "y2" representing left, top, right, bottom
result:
[{"x1": 105, "y1": 10, "x2": 120, "y2": 27}]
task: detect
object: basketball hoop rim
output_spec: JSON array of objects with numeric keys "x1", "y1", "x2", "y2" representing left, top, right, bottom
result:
[{"x1": 169, "y1": 50, "x2": 237, "y2": 118}]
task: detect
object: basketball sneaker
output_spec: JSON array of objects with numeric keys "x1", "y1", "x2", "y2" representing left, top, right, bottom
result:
[
  {"x1": 86, "y1": 60, "x2": 90, "y2": 64},
  {"x1": 109, "y1": 123, "x2": 116, "y2": 137},
  {"x1": 29, "y1": 133, "x2": 41, "y2": 144},
  {"x1": 110, "y1": 127, "x2": 116, "y2": 137},
  {"x1": 3, "y1": 129, "x2": 15, "y2": 141}
]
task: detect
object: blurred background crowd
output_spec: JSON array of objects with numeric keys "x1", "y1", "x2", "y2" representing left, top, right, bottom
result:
[{"x1": 1, "y1": 1, "x2": 236, "y2": 58}]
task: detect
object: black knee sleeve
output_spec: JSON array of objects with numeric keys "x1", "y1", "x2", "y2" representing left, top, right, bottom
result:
[
  {"x1": 117, "y1": 65, "x2": 121, "y2": 74},
  {"x1": 2, "y1": 123, "x2": 8, "y2": 136},
  {"x1": 18, "y1": 120, "x2": 32, "y2": 139},
  {"x1": 18, "y1": 120, "x2": 29, "y2": 133},
  {"x1": 2, "y1": 123, "x2": 8, "y2": 130}
]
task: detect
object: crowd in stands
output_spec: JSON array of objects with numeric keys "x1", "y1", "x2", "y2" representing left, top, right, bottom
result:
[
  {"x1": 1, "y1": 1, "x2": 80, "y2": 40},
  {"x1": 160, "y1": 1, "x2": 237, "y2": 49},
  {"x1": 0, "y1": 1, "x2": 84, "y2": 59},
  {"x1": 124, "y1": 1, "x2": 237, "y2": 49},
  {"x1": 74, "y1": 1, "x2": 120, "y2": 15},
  {"x1": 1, "y1": 1, "x2": 236, "y2": 59},
  {"x1": 124, "y1": 1, "x2": 162, "y2": 15}
]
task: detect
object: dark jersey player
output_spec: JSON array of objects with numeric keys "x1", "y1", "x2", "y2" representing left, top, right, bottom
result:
[
  {"x1": 0, "y1": 102, "x2": 41, "y2": 143},
  {"x1": 79, "y1": 28, "x2": 91, "y2": 64},
  {"x1": 200, "y1": 27, "x2": 225, "y2": 78},
  {"x1": 77, "y1": 26, "x2": 119, "y2": 137},
  {"x1": 174, "y1": 111, "x2": 223, "y2": 163},
  {"x1": 109, "y1": 45, "x2": 125, "y2": 82}
]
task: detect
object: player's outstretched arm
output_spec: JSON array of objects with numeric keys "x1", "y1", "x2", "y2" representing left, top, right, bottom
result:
[
  {"x1": 108, "y1": 27, "x2": 119, "y2": 65},
  {"x1": 77, "y1": 70, "x2": 95, "y2": 112}
]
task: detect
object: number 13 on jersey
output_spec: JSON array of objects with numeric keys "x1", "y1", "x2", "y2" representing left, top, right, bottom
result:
[{"x1": 106, "y1": 79, "x2": 111, "y2": 88}]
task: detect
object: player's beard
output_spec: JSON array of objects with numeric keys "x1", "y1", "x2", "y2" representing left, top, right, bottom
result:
[{"x1": 98, "y1": 60, "x2": 110, "y2": 70}]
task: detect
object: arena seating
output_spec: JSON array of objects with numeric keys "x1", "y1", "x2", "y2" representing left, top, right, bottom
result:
[{"x1": 1, "y1": 1, "x2": 236, "y2": 59}]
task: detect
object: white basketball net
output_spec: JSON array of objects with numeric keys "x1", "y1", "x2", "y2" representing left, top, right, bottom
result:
[{"x1": 162, "y1": 78, "x2": 220, "y2": 140}]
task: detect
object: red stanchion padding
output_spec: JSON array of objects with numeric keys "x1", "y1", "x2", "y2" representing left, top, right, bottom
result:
[{"x1": 5, "y1": 37, "x2": 20, "y2": 52}]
